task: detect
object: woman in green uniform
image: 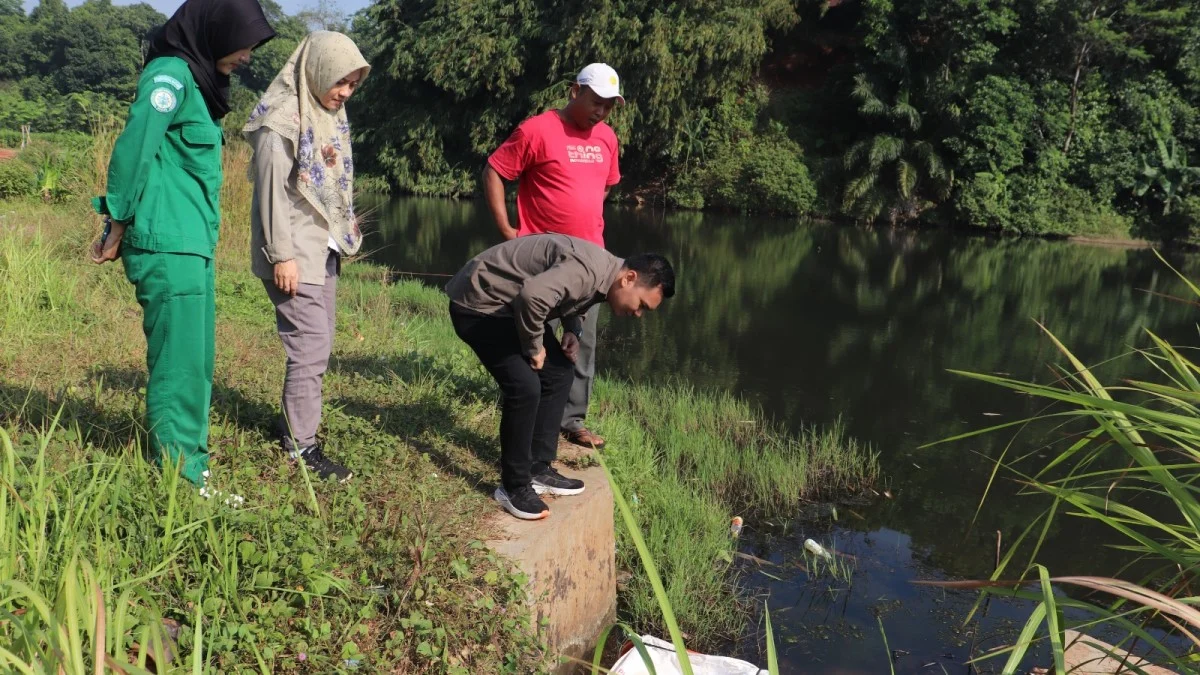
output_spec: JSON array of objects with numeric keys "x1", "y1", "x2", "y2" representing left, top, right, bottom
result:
[{"x1": 91, "y1": 0, "x2": 275, "y2": 496}]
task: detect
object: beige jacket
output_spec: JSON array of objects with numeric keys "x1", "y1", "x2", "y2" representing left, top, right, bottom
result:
[
  {"x1": 446, "y1": 234, "x2": 624, "y2": 357},
  {"x1": 249, "y1": 127, "x2": 337, "y2": 285}
]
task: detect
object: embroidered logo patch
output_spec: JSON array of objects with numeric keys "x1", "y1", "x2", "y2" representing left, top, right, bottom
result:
[
  {"x1": 150, "y1": 87, "x2": 177, "y2": 114},
  {"x1": 152, "y1": 74, "x2": 184, "y2": 90}
]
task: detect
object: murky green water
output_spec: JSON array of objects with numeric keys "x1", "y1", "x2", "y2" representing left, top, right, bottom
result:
[{"x1": 363, "y1": 196, "x2": 1197, "y2": 672}]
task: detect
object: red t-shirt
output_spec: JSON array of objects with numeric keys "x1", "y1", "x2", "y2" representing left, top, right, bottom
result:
[{"x1": 488, "y1": 110, "x2": 621, "y2": 247}]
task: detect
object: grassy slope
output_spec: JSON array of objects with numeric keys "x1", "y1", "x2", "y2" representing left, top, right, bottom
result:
[{"x1": 0, "y1": 145, "x2": 877, "y2": 671}]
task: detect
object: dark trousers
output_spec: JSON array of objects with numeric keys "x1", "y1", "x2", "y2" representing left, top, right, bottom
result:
[
  {"x1": 450, "y1": 304, "x2": 574, "y2": 491},
  {"x1": 550, "y1": 304, "x2": 598, "y2": 432}
]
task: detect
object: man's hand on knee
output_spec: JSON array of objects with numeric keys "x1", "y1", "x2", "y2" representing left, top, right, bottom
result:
[{"x1": 529, "y1": 347, "x2": 546, "y2": 370}]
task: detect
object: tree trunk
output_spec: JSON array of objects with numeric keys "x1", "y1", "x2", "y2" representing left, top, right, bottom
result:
[{"x1": 1063, "y1": 6, "x2": 1101, "y2": 155}]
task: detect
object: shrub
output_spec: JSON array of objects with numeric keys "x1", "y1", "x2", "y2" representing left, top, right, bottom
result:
[
  {"x1": 0, "y1": 161, "x2": 36, "y2": 199},
  {"x1": 669, "y1": 88, "x2": 816, "y2": 216},
  {"x1": 18, "y1": 140, "x2": 91, "y2": 201},
  {"x1": 956, "y1": 166, "x2": 1132, "y2": 238},
  {"x1": 355, "y1": 173, "x2": 391, "y2": 194}
]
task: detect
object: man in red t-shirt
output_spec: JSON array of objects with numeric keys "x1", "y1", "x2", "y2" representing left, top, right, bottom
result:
[{"x1": 483, "y1": 62, "x2": 623, "y2": 450}]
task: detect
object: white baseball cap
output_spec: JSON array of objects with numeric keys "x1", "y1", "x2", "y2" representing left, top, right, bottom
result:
[{"x1": 576, "y1": 63, "x2": 625, "y2": 104}]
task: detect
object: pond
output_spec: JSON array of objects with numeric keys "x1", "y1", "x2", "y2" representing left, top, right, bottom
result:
[{"x1": 362, "y1": 196, "x2": 1197, "y2": 673}]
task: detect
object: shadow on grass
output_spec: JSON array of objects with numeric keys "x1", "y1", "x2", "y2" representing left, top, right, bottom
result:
[
  {"x1": 211, "y1": 379, "x2": 278, "y2": 437},
  {"x1": 1, "y1": 366, "x2": 279, "y2": 457},
  {"x1": 334, "y1": 352, "x2": 501, "y2": 497},
  {"x1": 2, "y1": 352, "x2": 508, "y2": 500},
  {"x1": 0, "y1": 369, "x2": 145, "y2": 455}
]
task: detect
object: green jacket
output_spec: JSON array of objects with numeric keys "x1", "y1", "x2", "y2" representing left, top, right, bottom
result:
[{"x1": 94, "y1": 56, "x2": 224, "y2": 258}]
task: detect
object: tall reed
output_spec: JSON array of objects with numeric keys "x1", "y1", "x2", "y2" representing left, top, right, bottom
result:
[
  {"x1": 217, "y1": 140, "x2": 253, "y2": 272},
  {"x1": 591, "y1": 456, "x2": 782, "y2": 675},
  {"x1": 87, "y1": 115, "x2": 120, "y2": 198},
  {"x1": 0, "y1": 424, "x2": 196, "y2": 673},
  {"x1": 932, "y1": 252, "x2": 1200, "y2": 672}
]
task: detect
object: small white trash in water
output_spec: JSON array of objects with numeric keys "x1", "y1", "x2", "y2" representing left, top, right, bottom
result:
[
  {"x1": 804, "y1": 538, "x2": 833, "y2": 560},
  {"x1": 730, "y1": 516, "x2": 744, "y2": 537}
]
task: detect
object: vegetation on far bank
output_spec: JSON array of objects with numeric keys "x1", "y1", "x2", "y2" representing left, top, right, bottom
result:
[
  {"x1": 351, "y1": 0, "x2": 1200, "y2": 241},
  {"x1": 4, "y1": 0, "x2": 1200, "y2": 239},
  {"x1": 0, "y1": 135, "x2": 877, "y2": 670}
]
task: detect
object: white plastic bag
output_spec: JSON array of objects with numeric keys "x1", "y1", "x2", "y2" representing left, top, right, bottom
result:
[{"x1": 609, "y1": 635, "x2": 767, "y2": 675}]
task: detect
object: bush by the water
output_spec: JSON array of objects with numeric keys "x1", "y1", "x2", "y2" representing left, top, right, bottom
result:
[
  {"x1": 669, "y1": 88, "x2": 816, "y2": 215},
  {"x1": 355, "y1": 172, "x2": 392, "y2": 195}
]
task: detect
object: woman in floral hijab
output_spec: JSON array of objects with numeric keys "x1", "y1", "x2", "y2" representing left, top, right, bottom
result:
[{"x1": 245, "y1": 31, "x2": 370, "y2": 482}]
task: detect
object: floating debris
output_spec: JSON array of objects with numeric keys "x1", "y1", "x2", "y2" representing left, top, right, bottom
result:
[
  {"x1": 730, "y1": 516, "x2": 744, "y2": 537},
  {"x1": 804, "y1": 538, "x2": 833, "y2": 560}
]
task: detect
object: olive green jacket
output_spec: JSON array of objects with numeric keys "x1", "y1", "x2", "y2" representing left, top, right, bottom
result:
[{"x1": 445, "y1": 234, "x2": 623, "y2": 357}]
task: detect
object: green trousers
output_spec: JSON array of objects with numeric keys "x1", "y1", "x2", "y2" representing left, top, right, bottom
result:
[{"x1": 122, "y1": 246, "x2": 215, "y2": 486}]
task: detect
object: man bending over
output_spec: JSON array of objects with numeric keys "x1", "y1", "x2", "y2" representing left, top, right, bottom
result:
[{"x1": 446, "y1": 234, "x2": 675, "y2": 520}]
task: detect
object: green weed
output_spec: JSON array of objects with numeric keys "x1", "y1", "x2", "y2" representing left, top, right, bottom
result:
[
  {"x1": 0, "y1": 131, "x2": 878, "y2": 670},
  {"x1": 931, "y1": 251, "x2": 1200, "y2": 672}
]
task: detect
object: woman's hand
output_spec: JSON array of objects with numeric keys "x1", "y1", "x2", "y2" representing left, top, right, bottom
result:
[
  {"x1": 274, "y1": 260, "x2": 299, "y2": 296},
  {"x1": 90, "y1": 220, "x2": 126, "y2": 264}
]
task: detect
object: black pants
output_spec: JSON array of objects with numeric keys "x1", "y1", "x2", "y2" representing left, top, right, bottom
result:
[{"x1": 450, "y1": 304, "x2": 574, "y2": 491}]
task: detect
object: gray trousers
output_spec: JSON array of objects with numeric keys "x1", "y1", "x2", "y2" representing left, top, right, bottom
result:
[
  {"x1": 550, "y1": 304, "x2": 599, "y2": 432},
  {"x1": 265, "y1": 251, "x2": 338, "y2": 453}
]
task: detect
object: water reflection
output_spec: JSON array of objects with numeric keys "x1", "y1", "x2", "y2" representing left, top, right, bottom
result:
[{"x1": 363, "y1": 196, "x2": 1198, "y2": 670}]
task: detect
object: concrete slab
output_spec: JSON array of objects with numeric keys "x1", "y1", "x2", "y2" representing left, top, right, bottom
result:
[
  {"x1": 487, "y1": 466, "x2": 617, "y2": 673},
  {"x1": 1059, "y1": 630, "x2": 1177, "y2": 674}
]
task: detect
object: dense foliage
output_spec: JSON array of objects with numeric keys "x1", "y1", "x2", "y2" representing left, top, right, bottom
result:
[
  {"x1": 3, "y1": 0, "x2": 1199, "y2": 236},
  {"x1": 354, "y1": 0, "x2": 1200, "y2": 236},
  {"x1": 0, "y1": 0, "x2": 163, "y2": 132},
  {"x1": 0, "y1": 0, "x2": 324, "y2": 136},
  {"x1": 832, "y1": 0, "x2": 1200, "y2": 237}
]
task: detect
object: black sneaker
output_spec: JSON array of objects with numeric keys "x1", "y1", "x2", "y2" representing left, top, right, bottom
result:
[
  {"x1": 494, "y1": 485, "x2": 550, "y2": 520},
  {"x1": 294, "y1": 444, "x2": 353, "y2": 483},
  {"x1": 531, "y1": 466, "x2": 585, "y2": 496}
]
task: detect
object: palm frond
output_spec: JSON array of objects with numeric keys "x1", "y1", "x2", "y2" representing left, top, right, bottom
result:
[
  {"x1": 851, "y1": 74, "x2": 887, "y2": 118},
  {"x1": 912, "y1": 141, "x2": 947, "y2": 181},
  {"x1": 869, "y1": 135, "x2": 904, "y2": 168},
  {"x1": 842, "y1": 171, "x2": 879, "y2": 207},
  {"x1": 896, "y1": 159, "x2": 918, "y2": 199},
  {"x1": 892, "y1": 100, "x2": 921, "y2": 133},
  {"x1": 843, "y1": 140, "x2": 871, "y2": 171}
]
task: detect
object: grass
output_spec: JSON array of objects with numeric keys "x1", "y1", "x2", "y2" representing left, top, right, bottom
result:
[
  {"x1": 927, "y1": 252, "x2": 1200, "y2": 673},
  {"x1": 0, "y1": 137, "x2": 877, "y2": 670},
  {"x1": 597, "y1": 385, "x2": 876, "y2": 643}
]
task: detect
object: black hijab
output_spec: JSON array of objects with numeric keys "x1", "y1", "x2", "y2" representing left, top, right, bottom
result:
[{"x1": 147, "y1": 0, "x2": 276, "y2": 120}]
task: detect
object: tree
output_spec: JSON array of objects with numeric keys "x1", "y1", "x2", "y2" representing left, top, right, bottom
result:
[
  {"x1": 55, "y1": 1, "x2": 152, "y2": 98},
  {"x1": 295, "y1": 0, "x2": 348, "y2": 32},
  {"x1": 355, "y1": 0, "x2": 800, "y2": 195},
  {"x1": 1133, "y1": 126, "x2": 1200, "y2": 215},
  {"x1": 841, "y1": 74, "x2": 952, "y2": 224}
]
